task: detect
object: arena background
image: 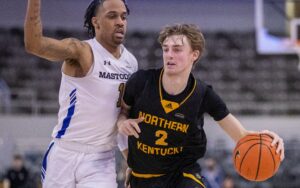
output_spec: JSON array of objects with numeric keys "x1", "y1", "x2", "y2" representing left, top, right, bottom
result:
[{"x1": 0, "y1": 0, "x2": 300, "y2": 188}]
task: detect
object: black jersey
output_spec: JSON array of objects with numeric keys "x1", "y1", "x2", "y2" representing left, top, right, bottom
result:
[{"x1": 123, "y1": 68, "x2": 229, "y2": 174}]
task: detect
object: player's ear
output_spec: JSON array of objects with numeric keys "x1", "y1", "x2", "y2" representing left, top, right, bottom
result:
[
  {"x1": 192, "y1": 50, "x2": 200, "y2": 62},
  {"x1": 92, "y1": 17, "x2": 100, "y2": 30}
]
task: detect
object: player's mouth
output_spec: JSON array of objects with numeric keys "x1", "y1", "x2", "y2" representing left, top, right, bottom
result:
[
  {"x1": 115, "y1": 29, "x2": 125, "y2": 39},
  {"x1": 166, "y1": 62, "x2": 176, "y2": 68}
]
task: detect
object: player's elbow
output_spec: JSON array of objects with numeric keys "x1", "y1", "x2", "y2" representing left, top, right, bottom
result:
[
  {"x1": 24, "y1": 41, "x2": 34, "y2": 54},
  {"x1": 24, "y1": 33, "x2": 43, "y2": 55},
  {"x1": 24, "y1": 40, "x2": 41, "y2": 55}
]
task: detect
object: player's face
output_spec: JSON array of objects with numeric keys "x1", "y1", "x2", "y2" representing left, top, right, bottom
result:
[
  {"x1": 93, "y1": 0, "x2": 128, "y2": 48},
  {"x1": 162, "y1": 35, "x2": 199, "y2": 75}
]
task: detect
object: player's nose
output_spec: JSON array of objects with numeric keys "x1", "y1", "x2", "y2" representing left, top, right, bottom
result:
[{"x1": 116, "y1": 16, "x2": 125, "y2": 26}]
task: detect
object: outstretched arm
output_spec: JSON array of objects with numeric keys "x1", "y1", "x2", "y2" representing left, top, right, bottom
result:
[
  {"x1": 24, "y1": 0, "x2": 90, "y2": 64},
  {"x1": 218, "y1": 113, "x2": 285, "y2": 161}
]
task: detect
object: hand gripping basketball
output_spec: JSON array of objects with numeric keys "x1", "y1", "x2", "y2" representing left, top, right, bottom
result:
[{"x1": 232, "y1": 133, "x2": 282, "y2": 181}]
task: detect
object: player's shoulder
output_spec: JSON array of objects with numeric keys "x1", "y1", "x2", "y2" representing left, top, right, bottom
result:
[
  {"x1": 121, "y1": 45, "x2": 138, "y2": 70},
  {"x1": 122, "y1": 46, "x2": 137, "y2": 60},
  {"x1": 130, "y1": 68, "x2": 158, "y2": 81},
  {"x1": 194, "y1": 76, "x2": 209, "y2": 88},
  {"x1": 136, "y1": 68, "x2": 159, "y2": 75},
  {"x1": 123, "y1": 46, "x2": 136, "y2": 60},
  {"x1": 60, "y1": 38, "x2": 91, "y2": 51},
  {"x1": 125, "y1": 69, "x2": 159, "y2": 95},
  {"x1": 193, "y1": 76, "x2": 213, "y2": 96}
]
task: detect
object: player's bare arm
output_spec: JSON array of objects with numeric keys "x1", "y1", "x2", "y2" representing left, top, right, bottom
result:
[
  {"x1": 116, "y1": 102, "x2": 143, "y2": 138},
  {"x1": 24, "y1": 0, "x2": 92, "y2": 76},
  {"x1": 218, "y1": 113, "x2": 285, "y2": 160},
  {"x1": 217, "y1": 113, "x2": 250, "y2": 142},
  {"x1": 3, "y1": 179, "x2": 10, "y2": 188}
]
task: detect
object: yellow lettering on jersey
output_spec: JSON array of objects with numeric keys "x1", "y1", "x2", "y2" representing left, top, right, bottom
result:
[
  {"x1": 176, "y1": 123, "x2": 183, "y2": 132},
  {"x1": 182, "y1": 124, "x2": 189, "y2": 133},
  {"x1": 170, "y1": 121, "x2": 177, "y2": 130},
  {"x1": 144, "y1": 114, "x2": 152, "y2": 124},
  {"x1": 164, "y1": 119, "x2": 172, "y2": 129},
  {"x1": 161, "y1": 100, "x2": 179, "y2": 113},
  {"x1": 137, "y1": 141, "x2": 183, "y2": 156},
  {"x1": 138, "y1": 111, "x2": 189, "y2": 134},
  {"x1": 158, "y1": 118, "x2": 165, "y2": 126},
  {"x1": 151, "y1": 115, "x2": 159, "y2": 125}
]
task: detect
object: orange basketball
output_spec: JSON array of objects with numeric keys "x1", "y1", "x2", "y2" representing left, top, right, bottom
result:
[{"x1": 232, "y1": 133, "x2": 281, "y2": 181}]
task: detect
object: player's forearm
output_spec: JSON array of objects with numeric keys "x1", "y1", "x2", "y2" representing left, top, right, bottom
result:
[
  {"x1": 117, "y1": 110, "x2": 129, "y2": 129},
  {"x1": 24, "y1": 0, "x2": 44, "y2": 53},
  {"x1": 3, "y1": 179, "x2": 10, "y2": 188},
  {"x1": 116, "y1": 104, "x2": 130, "y2": 128},
  {"x1": 24, "y1": 1, "x2": 82, "y2": 62},
  {"x1": 218, "y1": 113, "x2": 254, "y2": 142}
]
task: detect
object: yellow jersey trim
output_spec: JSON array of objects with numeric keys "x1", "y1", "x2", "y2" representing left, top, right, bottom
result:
[
  {"x1": 183, "y1": 172, "x2": 206, "y2": 188},
  {"x1": 131, "y1": 171, "x2": 165, "y2": 178},
  {"x1": 159, "y1": 69, "x2": 197, "y2": 114}
]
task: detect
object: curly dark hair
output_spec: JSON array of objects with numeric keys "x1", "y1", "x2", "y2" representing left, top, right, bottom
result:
[{"x1": 84, "y1": 0, "x2": 130, "y2": 38}]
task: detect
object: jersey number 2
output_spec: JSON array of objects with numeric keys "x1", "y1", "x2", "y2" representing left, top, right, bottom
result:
[
  {"x1": 117, "y1": 83, "x2": 125, "y2": 107},
  {"x1": 155, "y1": 130, "x2": 168, "y2": 146}
]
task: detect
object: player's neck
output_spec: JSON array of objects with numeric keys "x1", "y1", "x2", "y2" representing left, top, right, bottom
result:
[
  {"x1": 162, "y1": 73, "x2": 189, "y2": 95},
  {"x1": 96, "y1": 38, "x2": 121, "y2": 59},
  {"x1": 104, "y1": 45, "x2": 121, "y2": 59}
]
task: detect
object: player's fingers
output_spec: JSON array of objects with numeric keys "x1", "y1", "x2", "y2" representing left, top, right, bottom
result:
[
  {"x1": 275, "y1": 140, "x2": 281, "y2": 153},
  {"x1": 276, "y1": 138, "x2": 285, "y2": 161},
  {"x1": 280, "y1": 147, "x2": 285, "y2": 161},
  {"x1": 126, "y1": 123, "x2": 139, "y2": 138},
  {"x1": 132, "y1": 130, "x2": 139, "y2": 138},
  {"x1": 261, "y1": 130, "x2": 278, "y2": 147},
  {"x1": 271, "y1": 136, "x2": 280, "y2": 147},
  {"x1": 131, "y1": 122, "x2": 141, "y2": 133},
  {"x1": 135, "y1": 116, "x2": 144, "y2": 123},
  {"x1": 122, "y1": 127, "x2": 132, "y2": 136},
  {"x1": 261, "y1": 130, "x2": 274, "y2": 138},
  {"x1": 118, "y1": 123, "x2": 131, "y2": 136}
]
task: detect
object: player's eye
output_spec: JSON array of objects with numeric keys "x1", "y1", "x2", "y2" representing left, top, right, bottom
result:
[
  {"x1": 121, "y1": 14, "x2": 128, "y2": 20},
  {"x1": 107, "y1": 13, "x2": 118, "y2": 19},
  {"x1": 173, "y1": 48, "x2": 182, "y2": 52}
]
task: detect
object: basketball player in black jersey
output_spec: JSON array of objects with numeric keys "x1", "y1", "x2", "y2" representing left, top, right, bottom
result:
[{"x1": 117, "y1": 24, "x2": 285, "y2": 188}]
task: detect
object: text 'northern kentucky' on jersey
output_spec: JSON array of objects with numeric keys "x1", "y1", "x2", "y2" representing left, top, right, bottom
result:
[
  {"x1": 137, "y1": 110, "x2": 189, "y2": 156},
  {"x1": 123, "y1": 69, "x2": 229, "y2": 174},
  {"x1": 52, "y1": 38, "x2": 138, "y2": 151}
]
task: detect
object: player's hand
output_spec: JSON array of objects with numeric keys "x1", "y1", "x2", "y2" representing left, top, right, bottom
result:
[
  {"x1": 118, "y1": 117, "x2": 144, "y2": 138},
  {"x1": 124, "y1": 167, "x2": 132, "y2": 188},
  {"x1": 261, "y1": 130, "x2": 285, "y2": 161}
]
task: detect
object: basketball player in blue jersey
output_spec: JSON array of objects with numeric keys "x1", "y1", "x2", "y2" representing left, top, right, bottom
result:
[
  {"x1": 117, "y1": 24, "x2": 285, "y2": 188},
  {"x1": 24, "y1": 0, "x2": 137, "y2": 187}
]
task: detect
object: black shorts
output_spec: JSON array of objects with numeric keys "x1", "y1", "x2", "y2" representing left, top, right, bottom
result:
[{"x1": 130, "y1": 164, "x2": 207, "y2": 188}]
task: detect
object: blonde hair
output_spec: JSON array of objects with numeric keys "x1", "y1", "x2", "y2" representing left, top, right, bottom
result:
[{"x1": 158, "y1": 24, "x2": 205, "y2": 63}]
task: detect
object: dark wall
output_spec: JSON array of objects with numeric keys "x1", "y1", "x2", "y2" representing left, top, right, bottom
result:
[{"x1": 0, "y1": 0, "x2": 254, "y2": 31}]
